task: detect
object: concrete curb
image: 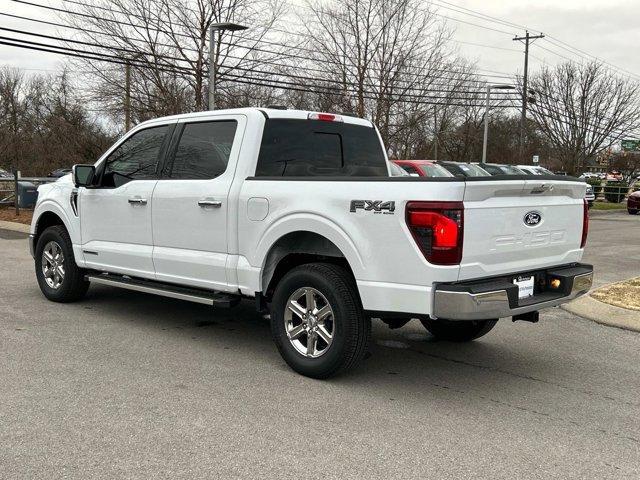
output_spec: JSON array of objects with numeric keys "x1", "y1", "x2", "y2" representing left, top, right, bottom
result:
[
  {"x1": 0, "y1": 220, "x2": 30, "y2": 234},
  {"x1": 562, "y1": 294, "x2": 640, "y2": 333}
]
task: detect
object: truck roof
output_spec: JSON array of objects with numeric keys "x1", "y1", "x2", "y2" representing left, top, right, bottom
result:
[{"x1": 137, "y1": 107, "x2": 374, "y2": 128}]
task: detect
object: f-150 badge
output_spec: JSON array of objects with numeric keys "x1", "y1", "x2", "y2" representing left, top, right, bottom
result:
[{"x1": 350, "y1": 200, "x2": 395, "y2": 214}]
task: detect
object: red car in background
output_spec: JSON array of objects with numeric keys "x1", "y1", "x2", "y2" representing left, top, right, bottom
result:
[
  {"x1": 628, "y1": 190, "x2": 640, "y2": 215},
  {"x1": 392, "y1": 160, "x2": 454, "y2": 177}
]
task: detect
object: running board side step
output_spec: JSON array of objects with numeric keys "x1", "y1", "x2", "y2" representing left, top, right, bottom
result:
[{"x1": 85, "y1": 273, "x2": 240, "y2": 308}]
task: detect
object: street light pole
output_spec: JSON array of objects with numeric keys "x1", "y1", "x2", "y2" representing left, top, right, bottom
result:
[
  {"x1": 481, "y1": 84, "x2": 516, "y2": 165},
  {"x1": 208, "y1": 22, "x2": 248, "y2": 111}
]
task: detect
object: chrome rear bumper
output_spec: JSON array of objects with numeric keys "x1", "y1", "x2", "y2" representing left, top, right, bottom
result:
[{"x1": 433, "y1": 264, "x2": 593, "y2": 321}]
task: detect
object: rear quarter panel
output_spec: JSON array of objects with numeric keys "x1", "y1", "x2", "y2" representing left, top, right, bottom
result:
[{"x1": 235, "y1": 178, "x2": 465, "y2": 314}]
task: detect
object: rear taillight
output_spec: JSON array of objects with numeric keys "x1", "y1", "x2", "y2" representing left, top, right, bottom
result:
[
  {"x1": 580, "y1": 198, "x2": 589, "y2": 248},
  {"x1": 406, "y1": 201, "x2": 464, "y2": 265}
]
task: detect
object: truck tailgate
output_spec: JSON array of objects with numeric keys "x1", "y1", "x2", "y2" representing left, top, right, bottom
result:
[{"x1": 459, "y1": 178, "x2": 586, "y2": 280}]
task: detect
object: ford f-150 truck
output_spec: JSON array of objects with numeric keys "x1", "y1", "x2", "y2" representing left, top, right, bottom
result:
[{"x1": 29, "y1": 108, "x2": 593, "y2": 378}]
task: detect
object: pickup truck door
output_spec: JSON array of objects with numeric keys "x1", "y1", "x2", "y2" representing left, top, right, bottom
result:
[
  {"x1": 79, "y1": 123, "x2": 173, "y2": 277},
  {"x1": 151, "y1": 114, "x2": 245, "y2": 291}
]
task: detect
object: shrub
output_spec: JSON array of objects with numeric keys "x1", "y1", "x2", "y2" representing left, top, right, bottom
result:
[
  {"x1": 604, "y1": 181, "x2": 628, "y2": 203},
  {"x1": 586, "y1": 177, "x2": 603, "y2": 195}
]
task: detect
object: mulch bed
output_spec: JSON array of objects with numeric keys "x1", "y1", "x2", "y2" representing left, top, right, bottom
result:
[
  {"x1": 591, "y1": 277, "x2": 640, "y2": 311},
  {"x1": 0, "y1": 206, "x2": 33, "y2": 225}
]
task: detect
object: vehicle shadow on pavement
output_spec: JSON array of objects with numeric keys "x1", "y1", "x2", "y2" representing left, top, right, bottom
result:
[{"x1": 82, "y1": 284, "x2": 565, "y2": 393}]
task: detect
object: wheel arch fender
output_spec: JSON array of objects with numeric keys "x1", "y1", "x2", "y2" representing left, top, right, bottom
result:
[
  {"x1": 32, "y1": 199, "x2": 79, "y2": 245},
  {"x1": 254, "y1": 214, "x2": 365, "y2": 295}
]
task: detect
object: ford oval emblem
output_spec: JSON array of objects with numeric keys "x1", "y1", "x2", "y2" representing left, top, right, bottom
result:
[{"x1": 523, "y1": 211, "x2": 542, "y2": 226}]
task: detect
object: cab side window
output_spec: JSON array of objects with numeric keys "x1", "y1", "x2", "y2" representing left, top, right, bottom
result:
[
  {"x1": 102, "y1": 125, "x2": 169, "y2": 187},
  {"x1": 167, "y1": 121, "x2": 237, "y2": 179}
]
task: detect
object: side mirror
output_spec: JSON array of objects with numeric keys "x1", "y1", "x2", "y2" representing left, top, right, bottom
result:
[{"x1": 72, "y1": 164, "x2": 95, "y2": 187}]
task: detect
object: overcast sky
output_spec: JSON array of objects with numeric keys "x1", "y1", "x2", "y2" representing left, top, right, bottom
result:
[{"x1": 1, "y1": 0, "x2": 639, "y2": 82}]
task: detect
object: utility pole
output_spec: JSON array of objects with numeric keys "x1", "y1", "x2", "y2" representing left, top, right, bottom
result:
[
  {"x1": 433, "y1": 104, "x2": 438, "y2": 160},
  {"x1": 124, "y1": 62, "x2": 131, "y2": 131},
  {"x1": 513, "y1": 30, "x2": 544, "y2": 163},
  {"x1": 124, "y1": 54, "x2": 143, "y2": 131}
]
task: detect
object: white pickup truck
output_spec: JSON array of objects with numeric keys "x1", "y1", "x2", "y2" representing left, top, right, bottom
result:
[{"x1": 29, "y1": 108, "x2": 593, "y2": 378}]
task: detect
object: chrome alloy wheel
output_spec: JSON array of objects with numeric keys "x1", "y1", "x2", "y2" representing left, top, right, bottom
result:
[
  {"x1": 284, "y1": 287, "x2": 335, "y2": 358},
  {"x1": 41, "y1": 240, "x2": 65, "y2": 289}
]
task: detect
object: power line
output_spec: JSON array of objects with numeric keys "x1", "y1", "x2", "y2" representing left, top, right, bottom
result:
[
  {"x1": 51, "y1": 0, "x2": 640, "y2": 83},
  {"x1": 430, "y1": 0, "x2": 533, "y2": 33},
  {"x1": 428, "y1": 0, "x2": 640, "y2": 81},
  {"x1": 0, "y1": 37, "x2": 517, "y2": 108},
  {"x1": 0, "y1": 26, "x2": 523, "y2": 101},
  {"x1": 542, "y1": 37, "x2": 640, "y2": 81},
  {"x1": 0, "y1": 10, "x2": 518, "y2": 89},
  {"x1": 6, "y1": 2, "x2": 517, "y2": 82},
  {"x1": 278, "y1": 0, "x2": 517, "y2": 36}
]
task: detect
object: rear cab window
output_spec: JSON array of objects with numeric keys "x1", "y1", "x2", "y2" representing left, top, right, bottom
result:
[{"x1": 255, "y1": 119, "x2": 388, "y2": 177}]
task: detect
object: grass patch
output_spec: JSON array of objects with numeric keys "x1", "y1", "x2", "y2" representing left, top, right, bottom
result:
[
  {"x1": 591, "y1": 277, "x2": 640, "y2": 311},
  {"x1": 592, "y1": 202, "x2": 627, "y2": 211}
]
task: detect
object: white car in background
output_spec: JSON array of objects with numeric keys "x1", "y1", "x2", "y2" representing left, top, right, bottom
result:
[
  {"x1": 519, "y1": 165, "x2": 596, "y2": 206},
  {"x1": 517, "y1": 165, "x2": 554, "y2": 176}
]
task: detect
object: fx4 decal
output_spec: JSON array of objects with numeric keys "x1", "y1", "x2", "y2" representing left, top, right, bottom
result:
[{"x1": 350, "y1": 200, "x2": 396, "y2": 214}]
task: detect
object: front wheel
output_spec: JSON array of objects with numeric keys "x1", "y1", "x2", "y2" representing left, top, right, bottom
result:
[
  {"x1": 35, "y1": 225, "x2": 89, "y2": 302},
  {"x1": 420, "y1": 318, "x2": 497, "y2": 342},
  {"x1": 628, "y1": 209, "x2": 638, "y2": 215},
  {"x1": 270, "y1": 263, "x2": 370, "y2": 379}
]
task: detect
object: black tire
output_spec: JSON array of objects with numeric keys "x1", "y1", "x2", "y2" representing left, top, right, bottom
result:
[
  {"x1": 420, "y1": 318, "x2": 497, "y2": 342},
  {"x1": 35, "y1": 225, "x2": 89, "y2": 302},
  {"x1": 270, "y1": 263, "x2": 370, "y2": 379},
  {"x1": 628, "y1": 209, "x2": 638, "y2": 215}
]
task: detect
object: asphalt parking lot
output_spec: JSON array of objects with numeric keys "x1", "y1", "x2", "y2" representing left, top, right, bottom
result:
[{"x1": 1, "y1": 212, "x2": 639, "y2": 479}]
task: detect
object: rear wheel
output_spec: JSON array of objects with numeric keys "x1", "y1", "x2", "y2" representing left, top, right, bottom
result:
[
  {"x1": 35, "y1": 225, "x2": 89, "y2": 302},
  {"x1": 628, "y1": 209, "x2": 638, "y2": 215},
  {"x1": 420, "y1": 318, "x2": 497, "y2": 342},
  {"x1": 270, "y1": 263, "x2": 370, "y2": 378}
]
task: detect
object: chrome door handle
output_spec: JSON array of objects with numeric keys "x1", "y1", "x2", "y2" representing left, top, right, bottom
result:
[
  {"x1": 198, "y1": 199, "x2": 222, "y2": 208},
  {"x1": 128, "y1": 197, "x2": 147, "y2": 205}
]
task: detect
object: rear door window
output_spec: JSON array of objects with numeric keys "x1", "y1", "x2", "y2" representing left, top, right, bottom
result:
[
  {"x1": 255, "y1": 119, "x2": 387, "y2": 177},
  {"x1": 167, "y1": 121, "x2": 237, "y2": 179}
]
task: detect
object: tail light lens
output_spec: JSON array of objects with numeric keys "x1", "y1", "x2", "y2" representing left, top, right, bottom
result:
[
  {"x1": 580, "y1": 198, "x2": 589, "y2": 248},
  {"x1": 308, "y1": 112, "x2": 343, "y2": 122},
  {"x1": 406, "y1": 201, "x2": 464, "y2": 265}
]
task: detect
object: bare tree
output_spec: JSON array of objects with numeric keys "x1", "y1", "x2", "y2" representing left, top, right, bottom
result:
[
  {"x1": 528, "y1": 61, "x2": 640, "y2": 174},
  {"x1": 301, "y1": 0, "x2": 455, "y2": 145},
  {"x1": 0, "y1": 66, "x2": 112, "y2": 175},
  {"x1": 62, "y1": 0, "x2": 283, "y2": 128}
]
